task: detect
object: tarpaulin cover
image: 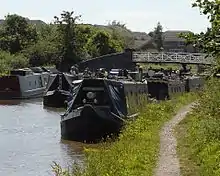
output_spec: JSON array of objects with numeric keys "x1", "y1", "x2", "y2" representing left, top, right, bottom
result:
[
  {"x1": 64, "y1": 81, "x2": 82, "y2": 115},
  {"x1": 46, "y1": 73, "x2": 73, "y2": 92},
  {"x1": 105, "y1": 80, "x2": 127, "y2": 117},
  {"x1": 64, "y1": 79, "x2": 128, "y2": 118}
]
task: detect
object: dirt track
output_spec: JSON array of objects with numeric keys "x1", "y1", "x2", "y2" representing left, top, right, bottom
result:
[{"x1": 154, "y1": 103, "x2": 194, "y2": 176}]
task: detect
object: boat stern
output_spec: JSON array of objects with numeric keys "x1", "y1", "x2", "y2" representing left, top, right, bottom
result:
[{"x1": 0, "y1": 75, "x2": 21, "y2": 99}]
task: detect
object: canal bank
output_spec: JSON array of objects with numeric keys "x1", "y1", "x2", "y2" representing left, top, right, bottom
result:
[
  {"x1": 54, "y1": 93, "x2": 197, "y2": 176},
  {"x1": 175, "y1": 79, "x2": 220, "y2": 176},
  {"x1": 0, "y1": 99, "x2": 84, "y2": 176}
]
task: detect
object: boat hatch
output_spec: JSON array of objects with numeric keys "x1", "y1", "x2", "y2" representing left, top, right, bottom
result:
[{"x1": 74, "y1": 79, "x2": 110, "y2": 107}]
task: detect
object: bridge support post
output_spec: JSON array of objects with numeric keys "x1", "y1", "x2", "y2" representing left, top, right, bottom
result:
[
  {"x1": 181, "y1": 63, "x2": 188, "y2": 73},
  {"x1": 197, "y1": 64, "x2": 205, "y2": 74}
]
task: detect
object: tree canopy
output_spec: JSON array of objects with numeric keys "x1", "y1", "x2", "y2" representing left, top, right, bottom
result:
[
  {"x1": 148, "y1": 22, "x2": 163, "y2": 51},
  {"x1": 0, "y1": 11, "x2": 127, "y2": 72},
  {"x1": 180, "y1": 0, "x2": 220, "y2": 58}
]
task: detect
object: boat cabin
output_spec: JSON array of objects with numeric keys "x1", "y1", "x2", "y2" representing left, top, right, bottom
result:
[{"x1": 66, "y1": 78, "x2": 148, "y2": 118}]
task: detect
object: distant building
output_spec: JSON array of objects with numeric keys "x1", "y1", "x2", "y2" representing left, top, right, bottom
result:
[{"x1": 162, "y1": 30, "x2": 196, "y2": 53}]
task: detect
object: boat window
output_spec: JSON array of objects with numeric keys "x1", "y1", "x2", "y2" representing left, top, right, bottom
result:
[
  {"x1": 44, "y1": 78, "x2": 47, "y2": 83},
  {"x1": 38, "y1": 78, "x2": 43, "y2": 87},
  {"x1": 29, "y1": 82, "x2": 31, "y2": 86}
]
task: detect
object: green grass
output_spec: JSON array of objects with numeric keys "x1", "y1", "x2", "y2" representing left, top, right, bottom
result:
[
  {"x1": 140, "y1": 63, "x2": 199, "y2": 74},
  {"x1": 52, "y1": 93, "x2": 197, "y2": 176},
  {"x1": 176, "y1": 78, "x2": 220, "y2": 176}
]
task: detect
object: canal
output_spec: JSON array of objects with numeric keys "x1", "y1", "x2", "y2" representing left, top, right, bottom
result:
[{"x1": 0, "y1": 99, "x2": 83, "y2": 176}]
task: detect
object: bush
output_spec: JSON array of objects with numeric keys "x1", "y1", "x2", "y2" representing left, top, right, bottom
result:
[
  {"x1": 176, "y1": 78, "x2": 220, "y2": 176},
  {"x1": 24, "y1": 40, "x2": 59, "y2": 67},
  {"x1": 52, "y1": 93, "x2": 196, "y2": 176},
  {"x1": 0, "y1": 51, "x2": 29, "y2": 74}
]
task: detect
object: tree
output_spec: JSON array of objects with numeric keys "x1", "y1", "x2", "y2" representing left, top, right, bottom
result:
[
  {"x1": 54, "y1": 11, "x2": 82, "y2": 71},
  {"x1": 151, "y1": 22, "x2": 163, "y2": 51},
  {"x1": 108, "y1": 20, "x2": 126, "y2": 28},
  {"x1": 180, "y1": 0, "x2": 220, "y2": 58},
  {"x1": 75, "y1": 24, "x2": 96, "y2": 59},
  {"x1": 0, "y1": 14, "x2": 38, "y2": 54},
  {"x1": 86, "y1": 31, "x2": 123, "y2": 57}
]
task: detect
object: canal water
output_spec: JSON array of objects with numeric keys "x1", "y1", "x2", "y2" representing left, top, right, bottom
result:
[{"x1": 0, "y1": 99, "x2": 83, "y2": 176}]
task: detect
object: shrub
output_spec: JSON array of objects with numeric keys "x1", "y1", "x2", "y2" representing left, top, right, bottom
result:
[
  {"x1": 176, "y1": 78, "x2": 220, "y2": 176},
  {"x1": 0, "y1": 50, "x2": 29, "y2": 74}
]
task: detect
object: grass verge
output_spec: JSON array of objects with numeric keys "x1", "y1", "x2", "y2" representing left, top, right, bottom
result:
[
  {"x1": 53, "y1": 93, "x2": 197, "y2": 176},
  {"x1": 176, "y1": 78, "x2": 220, "y2": 176}
]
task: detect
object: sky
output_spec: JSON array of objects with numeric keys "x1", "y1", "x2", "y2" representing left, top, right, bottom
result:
[{"x1": 0, "y1": 0, "x2": 210, "y2": 33}]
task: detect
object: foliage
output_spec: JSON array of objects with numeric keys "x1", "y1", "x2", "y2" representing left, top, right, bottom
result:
[
  {"x1": 107, "y1": 22, "x2": 135, "y2": 48},
  {"x1": 54, "y1": 11, "x2": 82, "y2": 71},
  {"x1": 0, "y1": 50, "x2": 29, "y2": 74},
  {"x1": 148, "y1": 22, "x2": 163, "y2": 51},
  {"x1": 179, "y1": 0, "x2": 220, "y2": 57},
  {"x1": 108, "y1": 20, "x2": 127, "y2": 29},
  {"x1": 0, "y1": 14, "x2": 38, "y2": 54},
  {"x1": 176, "y1": 79, "x2": 220, "y2": 176},
  {"x1": 175, "y1": 2, "x2": 220, "y2": 175},
  {"x1": 0, "y1": 11, "x2": 127, "y2": 73},
  {"x1": 23, "y1": 24, "x2": 60, "y2": 66},
  {"x1": 24, "y1": 40, "x2": 59, "y2": 66},
  {"x1": 86, "y1": 30, "x2": 123, "y2": 57},
  {"x1": 52, "y1": 93, "x2": 196, "y2": 176}
]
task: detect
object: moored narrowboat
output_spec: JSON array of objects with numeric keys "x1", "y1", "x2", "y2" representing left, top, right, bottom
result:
[
  {"x1": 43, "y1": 73, "x2": 78, "y2": 108},
  {"x1": 0, "y1": 68, "x2": 49, "y2": 100},
  {"x1": 146, "y1": 71, "x2": 186, "y2": 100},
  {"x1": 60, "y1": 78, "x2": 148, "y2": 142}
]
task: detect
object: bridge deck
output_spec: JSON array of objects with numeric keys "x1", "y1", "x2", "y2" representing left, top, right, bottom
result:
[{"x1": 132, "y1": 52, "x2": 215, "y2": 65}]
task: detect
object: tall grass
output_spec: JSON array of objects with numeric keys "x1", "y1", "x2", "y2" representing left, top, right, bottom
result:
[
  {"x1": 176, "y1": 78, "x2": 220, "y2": 176},
  {"x1": 53, "y1": 93, "x2": 196, "y2": 176}
]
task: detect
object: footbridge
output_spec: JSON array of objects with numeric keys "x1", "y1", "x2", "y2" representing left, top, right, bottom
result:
[{"x1": 132, "y1": 51, "x2": 215, "y2": 65}]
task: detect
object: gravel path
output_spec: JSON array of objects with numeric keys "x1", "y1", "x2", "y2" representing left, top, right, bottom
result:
[{"x1": 154, "y1": 103, "x2": 195, "y2": 176}]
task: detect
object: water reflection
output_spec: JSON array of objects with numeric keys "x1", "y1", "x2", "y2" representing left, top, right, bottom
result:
[
  {"x1": 0, "y1": 99, "x2": 84, "y2": 176},
  {"x1": 0, "y1": 99, "x2": 22, "y2": 105}
]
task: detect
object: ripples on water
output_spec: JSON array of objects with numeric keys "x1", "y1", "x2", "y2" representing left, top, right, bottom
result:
[{"x1": 0, "y1": 98, "x2": 84, "y2": 176}]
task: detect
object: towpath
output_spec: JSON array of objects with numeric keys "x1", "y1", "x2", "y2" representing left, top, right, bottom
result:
[{"x1": 154, "y1": 103, "x2": 195, "y2": 176}]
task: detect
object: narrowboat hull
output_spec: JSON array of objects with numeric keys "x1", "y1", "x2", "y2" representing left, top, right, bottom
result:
[
  {"x1": 43, "y1": 89, "x2": 72, "y2": 108},
  {"x1": 0, "y1": 88, "x2": 46, "y2": 100},
  {"x1": 0, "y1": 74, "x2": 48, "y2": 100},
  {"x1": 61, "y1": 105, "x2": 123, "y2": 142}
]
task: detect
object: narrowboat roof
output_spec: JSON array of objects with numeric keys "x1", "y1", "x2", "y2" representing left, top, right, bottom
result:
[
  {"x1": 30, "y1": 67, "x2": 48, "y2": 73},
  {"x1": 81, "y1": 78, "x2": 147, "y2": 85},
  {"x1": 10, "y1": 68, "x2": 34, "y2": 76}
]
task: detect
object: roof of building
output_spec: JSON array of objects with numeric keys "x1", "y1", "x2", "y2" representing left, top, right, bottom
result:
[{"x1": 163, "y1": 30, "x2": 191, "y2": 42}]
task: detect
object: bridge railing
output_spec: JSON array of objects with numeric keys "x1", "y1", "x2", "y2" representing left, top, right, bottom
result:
[{"x1": 132, "y1": 52, "x2": 215, "y2": 65}]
